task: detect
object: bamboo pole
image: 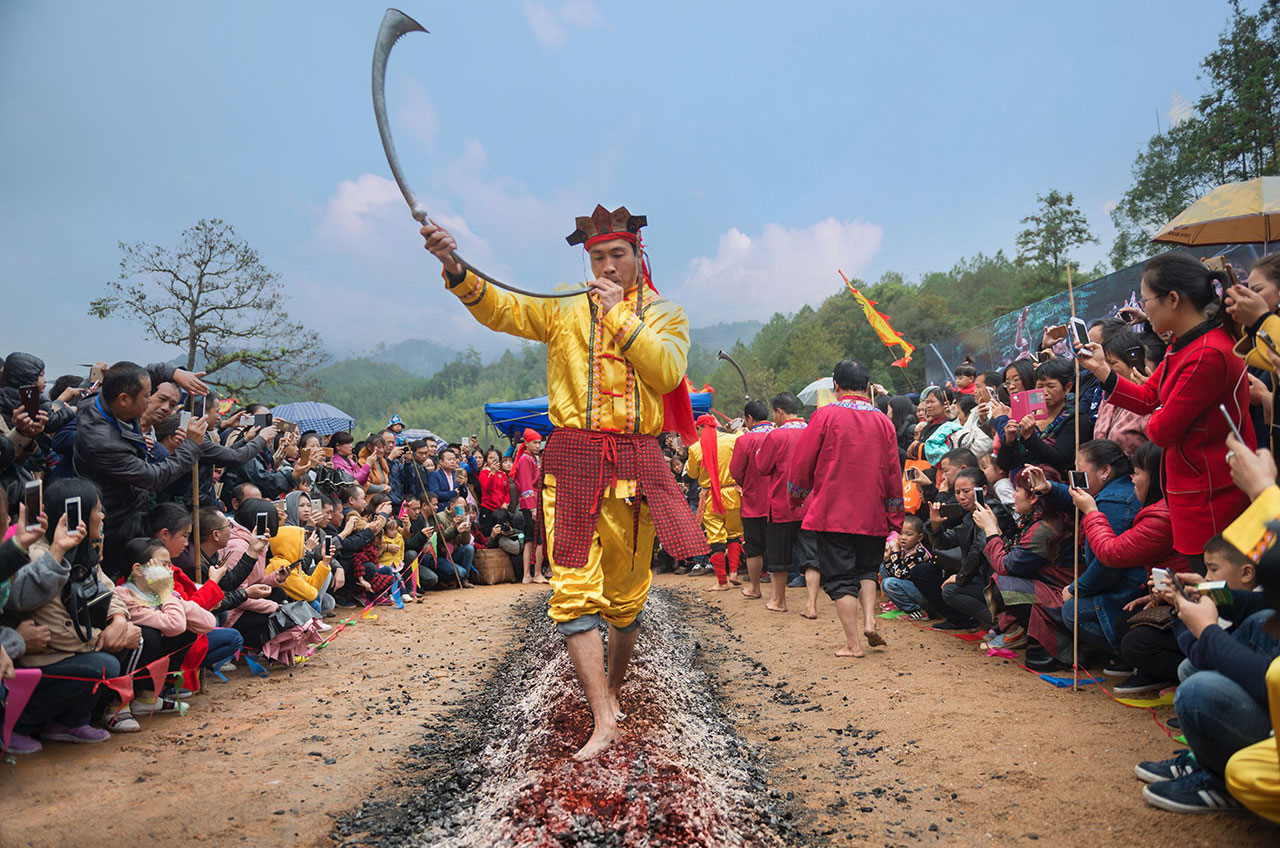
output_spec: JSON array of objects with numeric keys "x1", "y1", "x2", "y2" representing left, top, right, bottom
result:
[
  {"x1": 1066, "y1": 263, "x2": 1080, "y2": 692},
  {"x1": 192, "y1": 463, "x2": 202, "y2": 585}
]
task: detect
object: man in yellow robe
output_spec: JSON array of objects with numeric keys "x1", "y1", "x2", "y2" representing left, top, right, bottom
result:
[
  {"x1": 419, "y1": 205, "x2": 707, "y2": 760},
  {"x1": 685, "y1": 415, "x2": 744, "y2": 590}
]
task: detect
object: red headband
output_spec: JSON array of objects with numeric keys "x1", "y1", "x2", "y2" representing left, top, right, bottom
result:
[{"x1": 582, "y1": 231, "x2": 656, "y2": 293}]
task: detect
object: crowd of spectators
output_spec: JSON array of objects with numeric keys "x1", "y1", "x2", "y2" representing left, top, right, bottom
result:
[
  {"x1": 0, "y1": 353, "x2": 535, "y2": 756},
  {"x1": 6, "y1": 250, "x2": 1280, "y2": 825},
  {"x1": 849, "y1": 250, "x2": 1280, "y2": 820}
]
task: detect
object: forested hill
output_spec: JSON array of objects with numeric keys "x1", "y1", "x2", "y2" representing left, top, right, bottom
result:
[{"x1": 260, "y1": 252, "x2": 1081, "y2": 443}]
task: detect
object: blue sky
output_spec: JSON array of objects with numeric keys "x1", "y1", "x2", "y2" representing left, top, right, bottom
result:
[{"x1": 0, "y1": 0, "x2": 1241, "y2": 381}]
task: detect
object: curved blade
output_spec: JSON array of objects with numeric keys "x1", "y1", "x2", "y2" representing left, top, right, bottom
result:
[
  {"x1": 716, "y1": 350, "x2": 750, "y2": 400},
  {"x1": 371, "y1": 9, "x2": 584, "y2": 299},
  {"x1": 373, "y1": 9, "x2": 429, "y2": 222}
]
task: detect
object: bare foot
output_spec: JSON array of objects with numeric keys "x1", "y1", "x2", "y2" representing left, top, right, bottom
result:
[
  {"x1": 573, "y1": 719, "x2": 619, "y2": 761},
  {"x1": 865, "y1": 630, "x2": 886, "y2": 647},
  {"x1": 533, "y1": 574, "x2": 549, "y2": 584},
  {"x1": 764, "y1": 602, "x2": 788, "y2": 613},
  {"x1": 705, "y1": 582, "x2": 730, "y2": 592},
  {"x1": 740, "y1": 589, "x2": 763, "y2": 599},
  {"x1": 607, "y1": 693, "x2": 626, "y2": 723},
  {"x1": 728, "y1": 575, "x2": 742, "y2": 586},
  {"x1": 801, "y1": 608, "x2": 818, "y2": 620},
  {"x1": 835, "y1": 645, "x2": 865, "y2": 658},
  {"x1": 522, "y1": 575, "x2": 533, "y2": 584}
]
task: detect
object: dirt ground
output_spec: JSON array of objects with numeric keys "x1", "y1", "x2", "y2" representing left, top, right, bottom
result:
[{"x1": 3, "y1": 573, "x2": 1277, "y2": 847}]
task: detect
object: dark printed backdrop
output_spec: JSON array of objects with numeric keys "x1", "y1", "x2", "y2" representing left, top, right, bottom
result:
[{"x1": 924, "y1": 243, "x2": 1267, "y2": 387}]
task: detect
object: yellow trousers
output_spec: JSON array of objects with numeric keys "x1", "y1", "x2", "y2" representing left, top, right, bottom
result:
[
  {"x1": 703, "y1": 507, "x2": 743, "y2": 547},
  {"x1": 701, "y1": 486, "x2": 743, "y2": 546},
  {"x1": 543, "y1": 473, "x2": 654, "y2": 629}
]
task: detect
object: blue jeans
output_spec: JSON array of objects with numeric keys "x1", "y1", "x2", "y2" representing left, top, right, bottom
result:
[
  {"x1": 1174, "y1": 611, "x2": 1279, "y2": 775},
  {"x1": 203, "y1": 627, "x2": 244, "y2": 670},
  {"x1": 881, "y1": 572, "x2": 926, "y2": 613},
  {"x1": 14, "y1": 652, "x2": 121, "y2": 735},
  {"x1": 1175, "y1": 670, "x2": 1273, "y2": 776},
  {"x1": 439, "y1": 544, "x2": 478, "y2": 585},
  {"x1": 1061, "y1": 596, "x2": 1110, "y2": 653}
]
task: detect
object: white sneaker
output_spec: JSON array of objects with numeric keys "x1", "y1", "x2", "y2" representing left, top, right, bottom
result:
[
  {"x1": 317, "y1": 621, "x2": 332, "y2": 632},
  {"x1": 106, "y1": 707, "x2": 141, "y2": 733},
  {"x1": 132, "y1": 696, "x2": 188, "y2": 717}
]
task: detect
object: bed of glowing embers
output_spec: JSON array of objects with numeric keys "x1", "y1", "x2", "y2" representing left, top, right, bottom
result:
[{"x1": 333, "y1": 588, "x2": 797, "y2": 847}]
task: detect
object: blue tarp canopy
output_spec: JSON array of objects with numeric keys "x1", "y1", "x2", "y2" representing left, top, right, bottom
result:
[{"x1": 484, "y1": 392, "x2": 715, "y2": 441}]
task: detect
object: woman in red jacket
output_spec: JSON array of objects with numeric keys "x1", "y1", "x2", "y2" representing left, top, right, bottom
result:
[
  {"x1": 1076, "y1": 252, "x2": 1255, "y2": 569},
  {"x1": 477, "y1": 448, "x2": 510, "y2": 519}
]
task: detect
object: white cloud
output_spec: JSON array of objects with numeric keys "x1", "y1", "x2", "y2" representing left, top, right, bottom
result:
[
  {"x1": 318, "y1": 173, "x2": 403, "y2": 240},
  {"x1": 1101, "y1": 198, "x2": 1118, "y2": 216},
  {"x1": 676, "y1": 218, "x2": 883, "y2": 323},
  {"x1": 521, "y1": 0, "x2": 604, "y2": 48},
  {"x1": 1167, "y1": 90, "x2": 1195, "y2": 127}
]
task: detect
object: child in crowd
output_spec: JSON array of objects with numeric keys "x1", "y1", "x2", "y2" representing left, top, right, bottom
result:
[
  {"x1": 880, "y1": 515, "x2": 932, "y2": 620},
  {"x1": 376, "y1": 517, "x2": 404, "y2": 570}
]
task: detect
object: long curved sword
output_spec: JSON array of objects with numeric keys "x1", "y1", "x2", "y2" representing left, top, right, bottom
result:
[
  {"x1": 372, "y1": 8, "x2": 584, "y2": 299},
  {"x1": 716, "y1": 350, "x2": 751, "y2": 401}
]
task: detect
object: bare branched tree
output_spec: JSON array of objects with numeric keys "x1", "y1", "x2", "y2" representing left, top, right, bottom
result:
[{"x1": 89, "y1": 218, "x2": 324, "y2": 395}]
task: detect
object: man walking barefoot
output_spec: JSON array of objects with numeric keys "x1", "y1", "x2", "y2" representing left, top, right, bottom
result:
[
  {"x1": 729, "y1": 400, "x2": 774, "y2": 599},
  {"x1": 420, "y1": 206, "x2": 707, "y2": 759},
  {"x1": 788, "y1": 360, "x2": 904, "y2": 657},
  {"x1": 754, "y1": 392, "x2": 821, "y2": 616}
]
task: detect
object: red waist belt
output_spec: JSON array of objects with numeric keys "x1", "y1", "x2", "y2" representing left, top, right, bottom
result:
[{"x1": 537, "y1": 428, "x2": 709, "y2": 569}]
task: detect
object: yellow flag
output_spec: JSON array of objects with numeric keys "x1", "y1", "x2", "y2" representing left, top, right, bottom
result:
[{"x1": 839, "y1": 270, "x2": 914, "y2": 367}]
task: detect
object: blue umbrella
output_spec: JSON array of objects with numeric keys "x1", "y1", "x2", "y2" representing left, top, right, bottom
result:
[{"x1": 269, "y1": 401, "x2": 356, "y2": 437}]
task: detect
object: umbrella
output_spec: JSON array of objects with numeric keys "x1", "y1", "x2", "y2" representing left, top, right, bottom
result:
[
  {"x1": 269, "y1": 401, "x2": 355, "y2": 437},
  {"x1": 1153, "y1": 177, "x2": 1280, "y2": 247},
  {"x1": 798, "y1": 378, "x2": 836, "y2": 408}
]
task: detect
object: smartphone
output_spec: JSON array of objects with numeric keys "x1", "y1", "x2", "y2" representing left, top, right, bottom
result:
[
  {"x1": 1069, "y1": 317, "x2": 1089, "y2": 347},
  {"x1": 973, "y1": 489, "x2": 986, "y2": 507},
  {"x1": 453, "y1": 503, "x2": 465, "y2": 518},
  {"x1": 939, "y1": 502, "x2": 966, "y2": 520},
  {"x1": 324, "y1": 535, "x2": 335, "y2": 557},
  {"x1": 64, "y1": 496, "x2": 82, "y2": 532},
  {"x1": 1259, "y1": 328, "x2": 1277, "y2": 355},
  {"x1": 191, "y1": 394, "x2": 207, "y2": 419},
  {"x1": 1151, "y1": 567, "x2": 1173, "y2": 592},
  {"x1": 1123, "y1": 346, "x2": 1145, "y2": 369},
  {"x1": 88, "y1": 363, "x2": 105, "y2": 384},
  {"x1": 1043, "y1": 324, "x2": 1068, "y2": 343},
  {"x1": 254, "y1": 412, "x2": 272, "y2": 429},
  {"x1": 1219, "y1": 403, "x2": 1246, "y2": 445},
  {"x1": 1067, "y1": 470, "x2": 1088, "y2": 489},
  {"x1": 322, "y1": 447, "x2": 334, "y2": 458},
  {"x1": 253, "y1": 511, "x2": 269, "y2": 537},
  {"x1": 23, "y1": 480, "x2": 42, "y2": 530},
  {"x1": 179, "y1": 411, "x2": 192, "y2": 430},
  {"x1": 18, "y1": 384, "x2": 40, "y2": 418}
]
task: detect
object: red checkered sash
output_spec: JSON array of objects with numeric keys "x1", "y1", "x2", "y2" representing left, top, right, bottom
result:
[{"x1": 538, "y1": 428, "x2": 709, "y2": 569}]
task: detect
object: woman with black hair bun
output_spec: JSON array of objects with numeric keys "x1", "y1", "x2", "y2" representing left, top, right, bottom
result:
[{"x1": 1076, "y1": 252, "x2": 1254, "y2": 569}]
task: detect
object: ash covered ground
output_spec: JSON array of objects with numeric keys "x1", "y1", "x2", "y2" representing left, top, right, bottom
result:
[{"x1": 332, "y1": 587, "x2": 801, "y2": 847}]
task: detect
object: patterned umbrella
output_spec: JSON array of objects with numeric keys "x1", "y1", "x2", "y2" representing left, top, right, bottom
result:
[
  {"x1": 269, "y1": 401, "x2": 355, "y2": 437},
  {"x1": 1154, "y1": 177, "x2": 1280, "y2": 247}
]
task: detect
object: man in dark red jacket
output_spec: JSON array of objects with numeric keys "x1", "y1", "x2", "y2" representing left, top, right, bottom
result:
[
  {"x1": 729, "y1": 399, "x2": 774, "y2": 599},
  {"x1": 755, "y1": 391, "x2": 819, "y2": 617},
  {"x1": 789, "y1": 360, "x2": 905, "y2": 657}
]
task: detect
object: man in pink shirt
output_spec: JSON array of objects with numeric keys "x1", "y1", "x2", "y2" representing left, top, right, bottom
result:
[
  {"x1": 754, "y1": 392, "x2": 820, "y2": 617},
  {"x1": 788, "y1": 360, "x2": 905, "y2": 657},
  {"x1": 729, "y1": 400, "x2": 774, "y2": 599}
]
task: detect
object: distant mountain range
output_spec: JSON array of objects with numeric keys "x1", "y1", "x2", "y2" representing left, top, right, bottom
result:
[{"x1": 690, "y1": 320, "x2": 764, "y2": 354}]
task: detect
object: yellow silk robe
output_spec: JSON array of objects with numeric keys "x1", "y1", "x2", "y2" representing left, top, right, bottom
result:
[{"x1": 447, "y1": 269, "x2": 691, "y2": 627}]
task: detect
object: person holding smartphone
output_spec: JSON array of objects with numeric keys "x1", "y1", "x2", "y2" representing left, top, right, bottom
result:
[
  {"x1": 1224, "y1": 252, "x2": 1280, "y2": 454},
  {"x1": 1076, "y1": 253, "x2": 1255, "y2": 570},
  {"x1": 1092, "y1": 330, "x2": 1153, "y2": 456}
]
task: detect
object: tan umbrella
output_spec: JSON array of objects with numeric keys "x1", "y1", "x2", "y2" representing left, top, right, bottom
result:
[{"x1": 1153, "y1": 177, "x2": 1280, "y2": 247}]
